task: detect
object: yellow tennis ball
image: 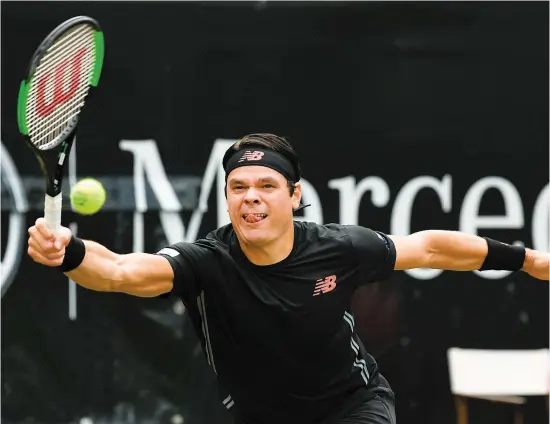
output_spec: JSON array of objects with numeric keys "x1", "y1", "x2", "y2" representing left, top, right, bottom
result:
[{"x1": 70, "y1": 178, "x2": 106, "y2": 215}]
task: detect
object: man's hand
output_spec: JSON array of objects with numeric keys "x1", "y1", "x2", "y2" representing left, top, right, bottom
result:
[
  {"x1": 522, "y1": 249, "x2": 550, "y2": 281},
  {"x1": 28, "y1": 218, "x2": 73, "y2": 267}
]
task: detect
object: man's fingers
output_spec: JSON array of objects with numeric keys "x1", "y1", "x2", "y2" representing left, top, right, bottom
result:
[
  {"x1": 527, "y1": 251, "x2": 550, "y2": 281},
  {"x1": 27, "y1": 245, "x2": 64, "y2": 267},
  {"x1": 54, "y1": 228, "x2": 73, "y2": 249},
  {"x1": 28, "y1": 227, "x2": 49, "y2": 249},
  {"x1": 534, "y1": 252, "x2": 549, "y2": 280},
  {"x1": 27, "y1": 222, "x2": 71, "y2": 268},
  {"x1": 28, "y1": 231, "x2": 58, "y2": 254},
  {"x1": 28, "y1": 237, "x2": 65, "y2": 260},
  {"x1": 34, "y1": 218, "x2": 55, "y2": 240},
  {"x1": 58, "y1": 228, "x2": 73, "y2": 247}
]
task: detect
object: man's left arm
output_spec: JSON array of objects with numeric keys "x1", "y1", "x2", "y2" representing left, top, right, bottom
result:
[{"x1": 388, "y1": 231, "x2": 549, "y2": 281}]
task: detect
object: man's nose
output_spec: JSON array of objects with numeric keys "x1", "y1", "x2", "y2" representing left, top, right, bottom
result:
[{"x1": 244, "y1": 188, "x2": 261, "y2": 204}]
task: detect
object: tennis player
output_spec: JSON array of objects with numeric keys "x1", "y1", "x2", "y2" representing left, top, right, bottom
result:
[{"x1": 27, "y1": 133, "x2": 549, "y2": 424}]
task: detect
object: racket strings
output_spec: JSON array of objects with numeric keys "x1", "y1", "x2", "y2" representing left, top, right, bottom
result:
[
  {"x1": 26, "y1": 24, "x2": 96, "y2": 150},
  {"x1": 29, "y1": 27, "x2": 95, "y2": 148},
  {"x1": 43, "y1": 25, "x2": 91, "y2": 61},
  {"x1": 31, "y1": 26, "x2": 92, "y2": 110},
  {"x1": 28, "y1": 49, "x2": 94, "y2": 147}
]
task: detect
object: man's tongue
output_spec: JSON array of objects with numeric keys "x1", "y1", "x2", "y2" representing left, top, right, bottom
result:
[{"x1": 245, "y1": 214, "x2": 263, "y2": 223}]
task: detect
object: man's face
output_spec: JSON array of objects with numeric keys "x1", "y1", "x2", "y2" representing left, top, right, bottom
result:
[{"x1": 226, "y1": 166, "x2": 301, "y2": 247}]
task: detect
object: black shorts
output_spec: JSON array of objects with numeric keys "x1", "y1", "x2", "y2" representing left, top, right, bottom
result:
[
  {"x1": 232, "y1": 378, "x2": 396, "y2": 424},
  {"x1": 335, "y1": 389, "x2": 396, "y2": 424}
]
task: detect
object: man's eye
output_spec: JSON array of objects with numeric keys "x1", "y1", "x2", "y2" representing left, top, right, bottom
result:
[
  {"x1": 264, "y1": 184, "x2": 274, "y2": 189},
  {"x1": 234, "y1": 186, "x2": 244, "y2": 190}
]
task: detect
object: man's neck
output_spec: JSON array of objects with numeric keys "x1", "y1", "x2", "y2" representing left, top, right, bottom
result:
[{"x1": 240, "y1": 226, "x2": 295, "y2": 266}]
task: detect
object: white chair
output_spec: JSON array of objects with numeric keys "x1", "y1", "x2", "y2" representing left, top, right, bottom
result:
[{"x1": 447, "y1": 347, "x2": 550, "y2": 424}]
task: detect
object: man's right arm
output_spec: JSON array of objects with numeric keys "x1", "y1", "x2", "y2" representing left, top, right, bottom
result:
[
  {"x1": 28, "y1": 218, "x2": 174, "y2": 297},
  {"x1": 66, "y1": 240, "x2": 174, "y2": 297}
]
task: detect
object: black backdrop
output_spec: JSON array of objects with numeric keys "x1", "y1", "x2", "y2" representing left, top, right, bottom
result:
[{"x1": 1, "y1": 2, "x2": 548, "y2": 424}]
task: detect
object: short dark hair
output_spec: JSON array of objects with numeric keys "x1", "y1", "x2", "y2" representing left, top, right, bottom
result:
[{"x1": 228, "y1": 133, "x2": 302, "y2": 196}]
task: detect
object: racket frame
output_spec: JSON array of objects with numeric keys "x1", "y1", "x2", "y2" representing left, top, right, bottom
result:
[{"x1": 16, "y1": 16, "x2": 104, "y2": 232}]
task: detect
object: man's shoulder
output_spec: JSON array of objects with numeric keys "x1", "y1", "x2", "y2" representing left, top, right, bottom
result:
[
  {"x1": 294, "y1": 220, "x2": 355, "y2": 240},
  {"x1": 294, "y1": 221, "x2": 387, "y2": 252},
  {"x1": 293, "y1": 221, "x2": 355, "y2": 250},
  {"x1": 204, "y1": 223, "x2": 234, "y2": 247}
]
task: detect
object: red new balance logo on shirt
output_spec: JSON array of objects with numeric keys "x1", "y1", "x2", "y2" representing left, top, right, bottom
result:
[
  {"x1": 313, "y1": 275, "x2": 337, "y2": 296},
  {"x1": 238, "y1": 150, "x2": 265, "y2": 162}
]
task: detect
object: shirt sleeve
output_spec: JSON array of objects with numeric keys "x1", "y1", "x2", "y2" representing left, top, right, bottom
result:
[
  {"x1": 155, "y1": 241, "x2": 210, "y2": 304},
  {"x1": 345, "y1": 225, "x2": 397, "y2": 285}
]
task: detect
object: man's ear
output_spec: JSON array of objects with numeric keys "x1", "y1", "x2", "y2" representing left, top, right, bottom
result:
[
  {"x1": 225, "y1": 184, "x2": 229, "y2": 212},
  {"x1": 292, "y1": 182, "x2": 302, "y2": 211}
]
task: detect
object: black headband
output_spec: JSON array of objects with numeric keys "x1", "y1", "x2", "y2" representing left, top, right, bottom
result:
[{"x1": 223, "y1": 148, "x2": 300, "y2": 182}]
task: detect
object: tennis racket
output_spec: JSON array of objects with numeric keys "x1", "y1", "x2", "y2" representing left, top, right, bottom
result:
[{"x1": 16, "y1": 16, "x2": 105, "y2": 233}]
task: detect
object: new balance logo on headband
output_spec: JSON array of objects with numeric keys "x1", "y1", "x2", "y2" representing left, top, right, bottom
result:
[{"x1": 238, "y1": 151, "x2": 265, "y2": 162}]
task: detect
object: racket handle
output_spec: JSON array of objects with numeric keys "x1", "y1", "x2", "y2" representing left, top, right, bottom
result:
[{"x1": 45, "y1": 193, "x2": 62, "y2": 234}]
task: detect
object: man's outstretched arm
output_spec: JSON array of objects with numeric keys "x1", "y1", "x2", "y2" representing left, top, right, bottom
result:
[
  {"x1": 388, "y1": 231, "x2": 549, "y2": 280},
  {"x1": 28, "y1": 218, "x2": 175, "y2": 297}
]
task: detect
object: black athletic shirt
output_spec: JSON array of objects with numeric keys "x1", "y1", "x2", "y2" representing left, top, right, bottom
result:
[{"x1": 156, "y1": 221, "x2": 396, "y2": 424}]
